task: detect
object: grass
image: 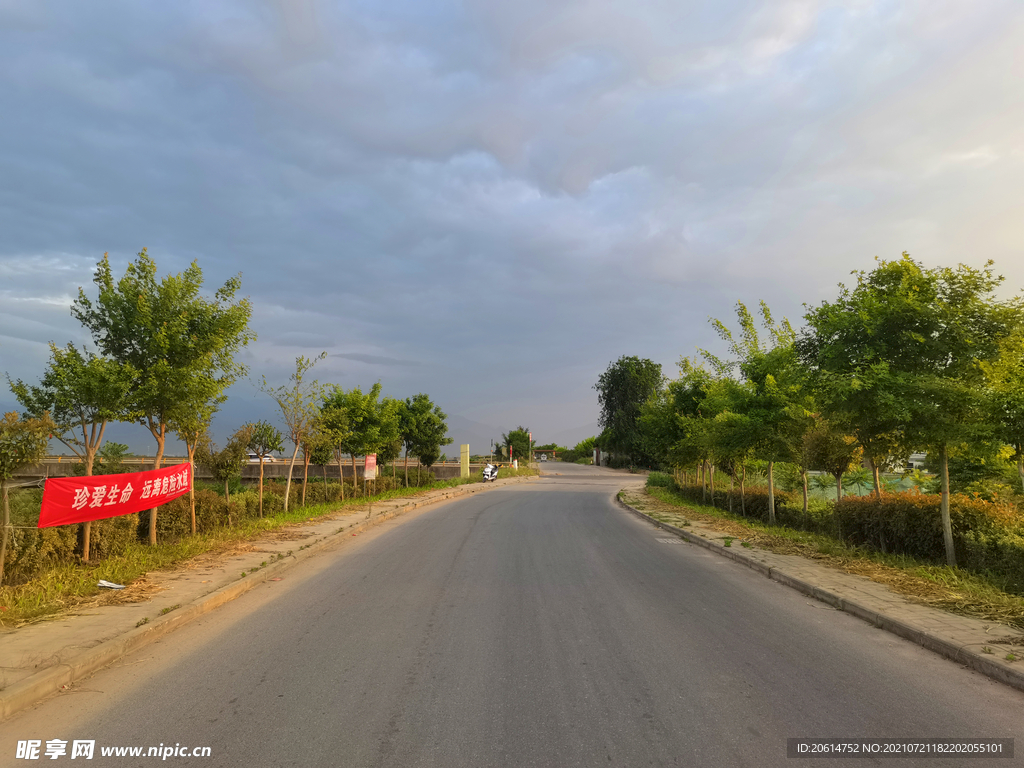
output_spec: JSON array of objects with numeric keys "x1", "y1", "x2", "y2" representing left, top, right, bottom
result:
[
  {"x1": 0, "y1": 467, "x2": 538, "y2": 627},
  {"x1": 628, "y1": 485, "x2": 1024, "y2": 632}
]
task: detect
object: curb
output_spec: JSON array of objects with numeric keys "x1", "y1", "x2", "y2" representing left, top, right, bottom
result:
[
  {"x1": 616, "y1": 495, "x2": 1024, "y2": 694},
  {"x1": 0, "y1": 475, "x2": 535, "y2": 722}
]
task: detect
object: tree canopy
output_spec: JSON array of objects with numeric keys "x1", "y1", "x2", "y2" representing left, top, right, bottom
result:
[
  {"x1": 595, "y1": 356, "x2": 664, "y2": 465},
  {"x1": 71, "y1": 249, "x2": 253, "y2": 543}
]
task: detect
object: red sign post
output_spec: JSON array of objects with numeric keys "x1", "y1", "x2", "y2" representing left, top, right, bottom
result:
[{"x1": 38, "y1": 464, "x2": 192, "y2": 529}]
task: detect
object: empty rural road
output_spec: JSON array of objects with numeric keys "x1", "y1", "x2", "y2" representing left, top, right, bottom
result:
[{"x1": 2, "y1": 463, "x2": 1022, "y2": 767}]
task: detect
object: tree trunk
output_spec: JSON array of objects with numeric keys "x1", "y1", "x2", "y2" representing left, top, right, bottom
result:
[
  {"x1": 709, "y1": 463, "x2": 715, "y2": 507},
  {"x1": 767, "y1": 461, "x2": 776, "y2": 525},
  {"x1": 80, "y1": 424, "x2": 104, "y2": 563},
  {"x1": 0, "y1": 482, "x2": 10, "y2": 586},
  {"x1": 258, "y1": 457, "x2": 265, "y2": 518},
  {"x1": 352, "y1": 454, "x2": 358, "y2": 496},
  {"x1": 801, "y1": 470, "x2": 809, "y2": 515},
  {"x1": 337, "y1": 453, "x2": 345, "y2": 502},
  {"x1": 940, "y1": 444, "x2": 956, "y2": 567},
  {"x1": 302, "y1": 450, "x2": 310, "y2": 507},
  {"x1": 404, "y1": 448, "x2": 409, "y2": 488},
  {"x1": 728, "y1": 474, "x2": 734, "y2": 513},
  {"x1": 284, "y1": 443, "x2": 300, "y2": 513},
  {"x1": 740, "y1": 464, "x2": 746, "y2": 516},
  {"x1": 868, "y1": 455, "x2": 882, "y2": 498},
  {"x1": 701, "y1": 460, "x2": 707, "y2": 503},
  {"x1": 186, "y1": 443, "x2": 197, "y2": 535},
  {"x1": 149, "y1": 423, "x2": 166, "y2": 545},
  {"x1": 224, "y1": 478, "x2": 230, "y2": 504},
  {"x1": 835, "y1": 473, "x2": 843, "y2": 504},
  {"x1": 1017, "y1": 453, "x2": 1023, "y2": 493}
]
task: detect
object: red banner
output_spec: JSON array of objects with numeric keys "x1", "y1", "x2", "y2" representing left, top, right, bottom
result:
[
  {"x1": 364, "y1": 453, "x2": 377, "y2": 481},
  {"x1": 38, "y1": 464, "x2": 193, "y2": 528}
]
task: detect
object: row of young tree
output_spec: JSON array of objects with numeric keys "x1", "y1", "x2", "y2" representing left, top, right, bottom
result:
[
  {"x1": 1, "y1": 251, "x2": 452, "y2": 576},
  {"x1": 596, "y1": 254, "x2": 1024, "y2": 567}
]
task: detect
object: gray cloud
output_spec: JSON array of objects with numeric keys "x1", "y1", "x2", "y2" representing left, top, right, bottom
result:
[{"x1": 1, "y1": 0, "x2": 1022, "y2": 451}]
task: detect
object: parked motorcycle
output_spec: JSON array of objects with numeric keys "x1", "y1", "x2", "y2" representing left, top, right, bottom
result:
[{"x1": 482, "y1": 464, "x2": 499, "y2": 482}]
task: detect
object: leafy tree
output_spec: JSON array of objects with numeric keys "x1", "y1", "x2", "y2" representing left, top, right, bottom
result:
[
  {"x1": 401, "y1": 394, "x2": 453, "y2": 480},
  {"x1": 260, "y1": 353, "x2": 326, "y2": 513},
  {"x1": 595, "y1": 356, "x2": 664, "y2": 465},
  {"x1": 169, "y1": 381, "x2": 220, "y2": 535},
  {"x1": 499, "y1": 426, "x2": 531, "y2": 465},
  {"x1": 1, "y1": 411, "x2": 55, "y2": 584},
  {"x1": 906, "y1": 260, "x2": 1018, "y2": 565},
  {"x1": 71, "y1": 250, "x2": 253, "y2": 544},
  {"x1": 299, "y1": 415, "x2": 332, "y2": 506},
  {"x1": 799, "y1": 256, "x2": 934, "y2": 496},
  {"x1": 8, "y1": 343, "x2": 135, "y2": 560},
  {"x1": 319, "y1": 400, "x2": 351, "y2": 500},
  {"x1": 804, "y1": 417, "x2": 862, "y2": 504},
  {"x1": 802, "y1": 254, "x2": 1017, "y2": 565},
  {"x1": 322, "y1": 383, "x2": 401, "y2": 487},
  {"x1": 982, "y1": 324, "x2": 1024, "y2": 492},
  {"x1": 246, "y1": 420, "x2": 283, "y2": 517},
  {"x1": 94, "y1": 442, "x2": 132, "y2": 475},
  {"x1": 196, "y1": 424, "x2": 253, "y2": 506},
  {"x1": 702, "y1": 301, "x2": 811, "y2": 524}
]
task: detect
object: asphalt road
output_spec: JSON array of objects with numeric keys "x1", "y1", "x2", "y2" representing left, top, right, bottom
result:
[{"x1": 3, "y1": 463, "x2": 1023, "y2": 767}]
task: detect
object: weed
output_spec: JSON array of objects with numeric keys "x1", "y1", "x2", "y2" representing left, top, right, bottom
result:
[
  {"x1": 723, "y1": 538, "x2": 733, "y2": 547},
  {"x1": 1007, "y1": 653, "x2": 1018, "y2": 662},
  {"x1": 741, "y1": 541, "x2": 752, "y2": 549},
  {"x1": 159, "y1": 604, "x2": 181, "y2": 615},
  {"x1": 135, "y1": 617, "x2": 149, "y2": 628},
  {"x1": 982, "y1": 646, "x2": 993, "y2": 654}
]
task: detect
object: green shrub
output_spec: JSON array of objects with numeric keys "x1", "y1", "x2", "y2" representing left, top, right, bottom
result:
[
  {"x1": 835, "y1": 492, "x2": 1022, "y2": 561},
  {"x1": 154, "y1": 489, "x2": 235, "y2": 539},
  {"x1": 960, "y1": 530, "x2": 1024, "y2": 593},
  {"x1": 647, "y1": 471, "x2": 674, "y2": 488}
]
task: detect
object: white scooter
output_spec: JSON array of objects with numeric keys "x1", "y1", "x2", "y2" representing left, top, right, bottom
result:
[{"x1": 482, "y1": 464, "x2": 499, "y2": 482}]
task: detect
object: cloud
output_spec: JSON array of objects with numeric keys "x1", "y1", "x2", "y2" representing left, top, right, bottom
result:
[{"x1": 1, "y1": 0, "x2": 1022, "y2": 449}]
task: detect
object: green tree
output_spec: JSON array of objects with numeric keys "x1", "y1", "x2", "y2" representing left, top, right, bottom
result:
[
  {"x1": 799, "y1": 256, "x2": 932, "y2": 496},
  {"x1": 982, "y1": 325, "x2": 1024, "y2": 492},
  {"x1": 595, "y1": 356, "x2": 664, "y2": 465},
  {"x1": 71, "y1": 250, "x2": 253, "y2": 544},
  {"x1": 703, "y1": 301, "x2": 811, "y2": 524},
  {"x1": 499, "y1": 426, "x2": 531, "y2": 465},
  {"x1": 299, "y1": 414, "x2": 332, "y2": 506},
  {"x1": 802, "y1": 254, "x2": 1018, "y2": 565},
  {"x1": 908, "y1": 261, "x2": 1018, "y2": 565},
  {"x1": 1, "y1": 411, "x2": 55, "y2": 584},
  {"x1": 246, "y1": 420, "x2": 283, "y2": 517},
  {"x1": 402, "y1": 394, "x2": 453, "y2": 479},
  {"x1": 168, "y1": 378, "x2": 221, "y2": 535},
  {"x1": 196, "y1": 424, "x2": 253, "y2": 506},
  {"x1": 322, "y1": 383, "x2": 401, "y2": 488},
  {"x1": 9, "y1": 343, "x2": 136, "y2": 560},
  {"x1": 260, "y1": 353, "x2": 326, "y2": 513},
  {"x1": 805, "y1": 417, "x2": 863, "y2": 504},
  {"x1": 319, "y1": 400, "x2": 351, "y2": 500}
]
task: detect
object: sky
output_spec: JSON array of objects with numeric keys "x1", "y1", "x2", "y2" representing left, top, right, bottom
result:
[{"x1": 1, "y1": 0, "x2": 1023, "y2": 456}]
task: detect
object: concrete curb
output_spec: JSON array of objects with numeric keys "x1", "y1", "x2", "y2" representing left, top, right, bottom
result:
[
  {"x1": 616, "y1": 494, "x2": 1024, "y2": 694},
  {"x1": 0, "y1": 475, "x2": 536, "y2": 722}
]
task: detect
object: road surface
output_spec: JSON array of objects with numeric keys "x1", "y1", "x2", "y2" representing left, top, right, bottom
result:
[{"x1": 2, "y1": 463, "x2": 1022, "y2": 766}]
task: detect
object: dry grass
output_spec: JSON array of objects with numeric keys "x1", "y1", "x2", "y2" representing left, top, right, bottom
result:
[
  {"x1": 1, "y1": 469, "x2": 539, "y2": 628},
  {"x1": 628, "y1": 488, "x2": 1024, "y2": 632}
]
